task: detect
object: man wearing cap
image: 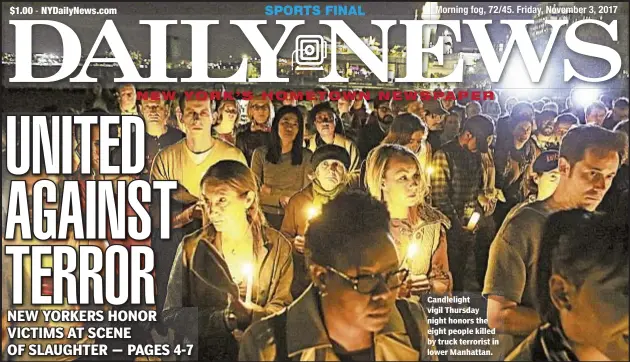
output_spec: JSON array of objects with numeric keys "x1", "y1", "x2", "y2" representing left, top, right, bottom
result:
[
  {"x1": 527, "y1": 150, "x2": 560, "y2": 202},
  {"x1": 358, "y1": 98, "x2": 394, "y2": 160},
  {"x1": 281, "y1": 144, "x2": 353, "y2": 298},
  {"x1": 431, "y1": 115, "x2": 494, "y2": 292},
  {"x1": 532, "y1": 110, "x2": 558, "y2": 153},
  {"x1": 423, "y1": 99, "x2": 449, "y2": 153}
]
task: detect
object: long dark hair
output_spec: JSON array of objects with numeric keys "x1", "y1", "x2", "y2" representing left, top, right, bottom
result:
[
  {"x1": 537, "y1": 209, "x2": 628, "y2": 325},
  {"x1": 266, "y1": 106, "x2": 305, "y2": 165}
]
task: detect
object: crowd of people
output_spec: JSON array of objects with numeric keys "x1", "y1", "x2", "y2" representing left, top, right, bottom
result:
[{"x1": 1, "y1": 83, "x2": 628, "y2": 361}]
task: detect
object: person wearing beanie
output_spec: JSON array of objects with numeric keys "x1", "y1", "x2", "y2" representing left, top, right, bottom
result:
[
  {"x1": 527, "y1": 150, "x2": 561, "y2": 202},
  {"x1": 280, "y1": 144, "x2": 352, "y2": 298},
  {"x1": 305, "y1": 102, "x2": 360, "y2": 174}
]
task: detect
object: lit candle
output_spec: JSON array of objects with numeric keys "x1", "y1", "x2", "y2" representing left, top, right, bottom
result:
[
  {"x1": 307, "y1": 205, "x2": 321, "y2": 221},
  {"x1": 404, "y1": 243, "x2": 419, "y2": 273},
  {"x1": 426, "y1": 166, "x2": 434, "y2": 176},
  {"x1": 467, "y1": 212, "x2": 481, "y2": 231},
  {"x1": 242, "y1": 263, "x2": 254, "y2": 304}
]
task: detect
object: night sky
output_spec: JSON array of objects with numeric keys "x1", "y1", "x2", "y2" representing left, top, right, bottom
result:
[{"x1": 2, "y1": 2, "x2": 545, "y2": 60}]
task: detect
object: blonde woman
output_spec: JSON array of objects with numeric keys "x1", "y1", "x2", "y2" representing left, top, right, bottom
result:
[
  {"x1": 365, "y1": 144, "x2": 452, "y2": 296},
  {"x1": 162, "y1": 160, "x2": 293, "y2": 361},
  {"x1": 236, "y1": 95, "x2": 275, "y2": 164},
  {"x1": 213, "y1": 99, "x2": 241, "y2": 145}
]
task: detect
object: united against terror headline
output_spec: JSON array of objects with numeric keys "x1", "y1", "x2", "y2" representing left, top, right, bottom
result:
[{"x1": 3, "y1": 114, "x2": 178, "y2": 306}]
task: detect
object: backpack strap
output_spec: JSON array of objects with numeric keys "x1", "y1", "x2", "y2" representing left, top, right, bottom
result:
[
  {"x1": 272, "y1": 309, "x2": 289, "y2": 361},
  {"x1": 395, "y1": 299, "x2": 422, "y2": 360}
]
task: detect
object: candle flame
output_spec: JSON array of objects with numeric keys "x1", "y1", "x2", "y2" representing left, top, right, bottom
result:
[
  {"x1": 426, "y1": 166, "x2": 434, "y2": 176},
  {"x1": 407, "y1": 243, "x2": 418, "y2": 259},
  {"x1": 307, "y1": 206, "x2": 321, "y2": 220},
  {"x1": 242, "y1": 263, "x2": 254, "y2": 277}
]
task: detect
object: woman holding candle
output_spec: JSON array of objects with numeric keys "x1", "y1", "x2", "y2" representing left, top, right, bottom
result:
[
  {"x1": 236, "y1": 94, "x2": 274, "y2": 164},
  {"x1": 281, "y1": 144, "x2": 352, "y2": 298},
  {"x1": 365, "y1": 144, "x2": 453, "y2": 296},
  {"x1": 162, "y1": 160, "x2": 293, "y2": 361}
]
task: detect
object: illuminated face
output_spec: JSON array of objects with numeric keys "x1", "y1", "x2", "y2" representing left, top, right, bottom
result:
[
  {"x1": 182, "y1": 99, "x2": 213, "y2": 136},
  {"x1": 320, "y1": 236, "x2": 401, "y2": 333},
  {"x1": 558, "y1": 264, "x2": 629, "y2": 361},
  {"x1": 405, "y1": 130, "x2": 425, "y2": 154},
  {"x1": 118, "y1": 85, "x2": 136, "y2": 111},
  {"x1": 315, "y1": 159, "x2": 347, "y2": 191},
  {"x1": 201, "y1": 184, "x2": 251, "y2": 232},
  {"x1": 278, "y1": 113, "x2": 299, "y2": 145},
  {"x1": 382, "y1": 155, "x2": 422, "y2": 208},
  {"x1": 249, "y1": 100, "x2": 270, "y2": 125},
  {"x1": 140, "y1": 99, "x2": 168, "y2": 125},
  {"x1": 441, "y1": 99, "x2": 455, "y2": 110},
  {"x1": 587, "y1": 107, "x2": 607, "y2": 126},
  {"x1": 535, "y1": 169, "x2": 560, "y2": 200},
  {"x1": 563, "y1": 149, "x2": 619, "y2": 211},
  {"x1": 315, "y1": 110, "x2": 336, "y2": 139}
]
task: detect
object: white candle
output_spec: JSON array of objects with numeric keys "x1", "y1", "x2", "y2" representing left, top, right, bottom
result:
[
  {"x1": 467, "y1": 212, "x2": 481, "y2": 231},
  {"x1": 426, "y1": 166, "x2": 434, "y2": 177},
  {"x1": 242, "y1": 263, "x2": 254, "y2": 304}
]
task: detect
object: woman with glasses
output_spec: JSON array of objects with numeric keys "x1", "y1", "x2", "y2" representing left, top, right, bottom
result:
[
  {"x1": 236, "y1": 94, "x2": 274, "y2": 164},
  {"x1": 251, "y1": 106, "x2": 313, "y2": 229},
  {"x1": 365, "y1": 144, "x2": 452, "y2": 296},
  {"x1": 239, "y1": 191, "x2": 437, "y2": 361},
  {"x1": 162, "y1": 160, "x2": 293, "y2": 361},
  {"x1": 305, "y1": 103, "x2": 360, "y2": 174},
  {"x1": 213, "y1": 99, "x2": 241, "y2": 145}
]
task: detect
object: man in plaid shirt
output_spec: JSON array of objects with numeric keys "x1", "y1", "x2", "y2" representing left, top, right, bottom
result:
[{"x1": 431, "y1": 115, "x2": 495, "y2": 292}]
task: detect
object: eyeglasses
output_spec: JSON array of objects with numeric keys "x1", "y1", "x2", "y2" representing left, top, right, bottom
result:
[
  {"x1": 315, "y1": 116, "x2": 334, "y2": 124},
  {"x1": 251, "y1": 104, "x2": 268, "y2": 111},
  {"x1": 325, "y1": 266, "x2": 409, "y2": 295},
  {"x1": 223, "y1": 108, "x2": 238, "y2": 115},
  {"x1": 378, "y1": 106, "x2": 391, "y2": 112}
]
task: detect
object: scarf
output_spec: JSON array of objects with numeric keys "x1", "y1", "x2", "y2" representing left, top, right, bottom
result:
[
  {"x1": 250, "y1": 123, "x2": 271, "y2": 133},
  {"x1": 311, "y1": 178, "x2": 347, "y2": 207}
]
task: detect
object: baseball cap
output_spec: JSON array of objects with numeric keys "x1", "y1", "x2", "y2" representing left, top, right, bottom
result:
[
  {"x1": 533, "y1": 150, "x2": 560, "y2": 173},
  {"x1": 462, "y1": 115, "x2": 495, "y2": 153},
  {"x1": 424, "y1": 99, "x2": 449, "y2": 115}
]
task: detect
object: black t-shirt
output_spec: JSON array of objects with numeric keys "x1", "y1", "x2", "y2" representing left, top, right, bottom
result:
[{"x1": 331, "y1": 340, "x2": 374, "y2": 362}]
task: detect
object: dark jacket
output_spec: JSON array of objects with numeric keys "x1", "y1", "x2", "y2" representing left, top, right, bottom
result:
[
  {"x1": 236, "y1": 127, "x2": 272, "y2": 165},
  {"x1": 357, "y1": 120, "x2": 386, "y2": 160},
  {"x1": 239, "y1": 285, "x2": 438, "y2": 361},
  {"x1": 162, "y1": 225, "x2": 294, "y2": 361}
]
